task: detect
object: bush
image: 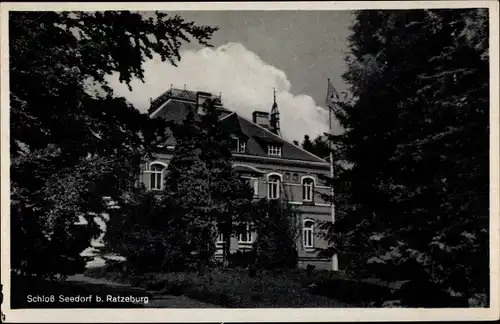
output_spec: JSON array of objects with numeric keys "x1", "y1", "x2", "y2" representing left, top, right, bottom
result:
[
  {"x1": 394, "y1": 278, "x2": 469, "y2": 307},
  {"x1": 229, "y1": 250, "x2": 256, "y2": 268},
  {"x1": 126, "y1": 269, "x2": 351, "y2": 308},
  {"x1": 253, "y1": 199, "x2": 299, "y2": 270},
  {"x1": 310, "y1": 278, "x2": 393, "y2": 306}
]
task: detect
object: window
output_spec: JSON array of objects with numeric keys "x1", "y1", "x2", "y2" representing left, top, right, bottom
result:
[
  {"x1": 302, "y1": 178, "x2": 314, "y2": 202},
  {"x1": 150, "y1": 164, "x2": 165, "y2": 190},
  {"x1": 267, "y1": 175, "x2": 281, "y2": 199},
  {"x1": 216, "y1": 232, "x2": 225, "y2": 245},
  {"x1": 268, "y1": 145, "x2": 281, "y2": 156},
  {"x1": 252, "y1": 178, "x2": 259, "y2": 197},
  {"x1": 233, "y1": 138, "x2": 247, "y2": 153},
  {"x1": 238, "y1": 224, "x2": 253, "y2": 244},
  {"x1": 303, "y1": 220, "x2": 315, "y2": 249}
]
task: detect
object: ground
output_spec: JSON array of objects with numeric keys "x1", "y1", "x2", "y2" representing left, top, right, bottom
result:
[
  {"x1": 11, "y1": 266, "x2": 406, "y2": 308},
  {"x1": 10, "y1": 273, "x2": 219, "y2": 309}
]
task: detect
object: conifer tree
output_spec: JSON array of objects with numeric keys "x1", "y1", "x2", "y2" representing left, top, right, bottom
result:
[
  {"x1": 164, "y1": 99, "x2": 254, "y2": 270},
  {"x1": 252, "y1": 196, "x2": 300, "y2": 270},
  {"x1": 321, "y1": 9, "x2": 489, "y2": 306}
]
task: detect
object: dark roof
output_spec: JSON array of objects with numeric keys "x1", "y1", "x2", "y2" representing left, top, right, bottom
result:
[{"x1": 149, "y1": 88, "x2": 328, "y2": 164}]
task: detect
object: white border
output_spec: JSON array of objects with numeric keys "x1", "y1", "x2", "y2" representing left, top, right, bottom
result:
[{"x1": 1, "y1": 1, "x2": 499, "y2": 323}]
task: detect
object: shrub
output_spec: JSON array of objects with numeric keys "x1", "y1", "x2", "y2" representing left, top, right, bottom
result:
[
  {"x1": 252, "y1": 199, "x2": 299, "y2": 270},
  {"x1": 394, "y1": 277, "x2": 469, "y2": 307},
  {"x1": 229, "y1": 250, "x2": 256, "y2": 268},
  {"x1": 310, "y1": 278, "x2": 393, "y2": 306},
  {"x1": 127, "y1": 269, "x2": 351, "y2": 308}
]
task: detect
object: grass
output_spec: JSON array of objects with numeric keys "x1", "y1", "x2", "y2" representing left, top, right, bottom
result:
[
  {"x1": 85, "y1": 266, "x2": 375, "y2": 307},
  {"x1": 84, "y1": 263, "x2": 481, "y2": 308}
]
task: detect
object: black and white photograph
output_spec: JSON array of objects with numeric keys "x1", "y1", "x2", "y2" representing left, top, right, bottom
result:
[{"x1": 1, "y1": 1, "x2": 498, "y2": 322}]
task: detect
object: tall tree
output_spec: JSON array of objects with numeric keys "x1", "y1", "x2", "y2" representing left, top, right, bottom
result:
[
  {"x1": 301, "y1": 135, "x2": 315, "y2": 154},
  {"x1": 197, "y1": 99, "x2": 254, "y2": 266},
  {"x1": 322, "y1": 9, "x2": 489, "y2": 306},
  {"x1": 9, "y1": 11, "x2": 217, "y2": 278},
  {"x1": 300, "y1": 134, "x2": 331, "y2": 159},
  {"x1": 252, "y1": 198, "x2": 300, "y2": 270},
  {"x1": 164, "y1": 99, "x2": 254, "y2": 271}
]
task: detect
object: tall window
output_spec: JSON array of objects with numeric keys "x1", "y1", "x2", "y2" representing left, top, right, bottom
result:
[
  {"x1": 302, "y1": 178, "x2": 314, "y2": 202},
  {"x1": 268, "y1": 145, "x2": 281, "y2": 156},
  {"x1": 233, "y1": 138, "x2": 247, "y2": 153},
  {"x1": 251, "y1": 178, "x2": 259, "y2": 197},
  {"x1": 216, "y1": 232, "x2": 225, "y2": 245},
  {"x1": 238, "y1": 223, "x2": 253, "y2": 244},
  {"x1": 150, "y1": 164, "x2": 165, "y2": 190},
  {"x1": 303, "y1": 220, "x2": 315, "y2": 249},
  {"x1": 267, "y1": 175, "x2": 281, "y2": 199}
]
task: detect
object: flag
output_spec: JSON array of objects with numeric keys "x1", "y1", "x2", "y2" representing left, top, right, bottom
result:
[{"x1": 325, "y1": 79, "x2": 339, "y2": 107}]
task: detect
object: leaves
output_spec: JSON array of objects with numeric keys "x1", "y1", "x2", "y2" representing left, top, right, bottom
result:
[
  {"x1": 10, "y1": 10, "x2": 217, "y2": 277},
  {"x1": 105, "y1": 99, "x2": 255, "y2": 272},
  {"x1": 319, "y1": 9, "x2": 489, "y2": 302}
]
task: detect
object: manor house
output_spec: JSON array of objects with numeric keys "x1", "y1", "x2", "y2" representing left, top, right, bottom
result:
[{"x1": 140, "y1": 88, "x2": 334, "y2": 270}]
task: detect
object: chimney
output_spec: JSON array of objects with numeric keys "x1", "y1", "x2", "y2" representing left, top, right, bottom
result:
[
  {"x1": 252, "y1": 111, "x2": 270, "y2": 129},
  {"x1": 196, "y1": 91, "x2": 212, "y2": 115}
]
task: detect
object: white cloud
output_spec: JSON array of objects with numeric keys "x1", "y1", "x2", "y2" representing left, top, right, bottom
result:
[{"x1": 106, "y1": 42, "x2": 333, "y2": 143}]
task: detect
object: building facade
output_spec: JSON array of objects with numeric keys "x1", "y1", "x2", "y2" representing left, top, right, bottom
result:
[{"x1": 139, "y1": 88, "x2": 334, "y2": 270}]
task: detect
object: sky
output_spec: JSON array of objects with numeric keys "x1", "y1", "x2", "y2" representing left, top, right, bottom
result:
[{"x1": 106, "y1": 10, "x2": 354, "y2": 143}]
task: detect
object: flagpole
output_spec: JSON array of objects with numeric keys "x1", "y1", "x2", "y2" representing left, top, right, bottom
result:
[{"x1": 327, "y1": 78, "x2": 338, "y2": 271}]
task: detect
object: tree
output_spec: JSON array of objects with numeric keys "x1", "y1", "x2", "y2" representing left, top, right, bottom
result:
[
  {"x1": 299, "y1": 134, "x2": 331, "y2": 159},
  {"x1": 163, "y1": 98, "x2": 254, "y2": 272},
  {"x1": 102, "y1": 189, "x2": 196, "y2": 274},
  {"x1": 9, "y1": 11, "x2": 217, "y2": 278},
  {"x1": 252, "y1": 198, "x2": 300, "y2": 270},
  {"x1": 197, "y1": 99, "x2": 255, "y2": 267},
  {"x1": 301, "y1": 135, "x2": 315, "y2": 154},
  {"x1": 322, "y1": 9, "x2": 489, "y2": 306}
]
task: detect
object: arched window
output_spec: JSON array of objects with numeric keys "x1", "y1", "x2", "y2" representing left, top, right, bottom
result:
[
  {"x1": 267, "y1": 174, "x2": 281, "y2": 199},
  {"x1": 150, "y1": 163, "x2": 165, "y2": 190},
  {"x1": 302, "y1": 177, "x2": 315, "y2": 202},
  {"x1": 303, "y1": 219, "x2": 315, "y2": 249}
]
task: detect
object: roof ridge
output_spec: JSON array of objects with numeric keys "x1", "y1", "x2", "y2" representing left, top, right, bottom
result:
[{"x1": 235, "y1": 113, "x2": 329, "y2": 164}]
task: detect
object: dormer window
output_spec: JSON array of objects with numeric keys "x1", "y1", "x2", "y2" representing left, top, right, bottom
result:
[
  {"x1": 268, "y1": 145, "x2": 281, "y2": 156},
  {"x1": 233, "y1": 138, "x2": 247, "y2": 153},
  {"x1": 196, "y1": 91, "x2": 212, "y2": 115}
]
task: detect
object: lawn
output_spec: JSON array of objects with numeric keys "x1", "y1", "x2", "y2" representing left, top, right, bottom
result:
[{"x1": 85, "y1": 266, "x2": 391, "y2": 307}]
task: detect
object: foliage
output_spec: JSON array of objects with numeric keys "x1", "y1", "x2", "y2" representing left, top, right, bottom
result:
[
  {"x1": 252, "y1": 199, "x2": 300, "y2": 270},
  {"x1": 321, "y1": 9, "x2": 489, "y2": 305},
  {"x1": 228, "y1": 250, "x2": 257, "y2": 268},
  {"x1": 103, "y1": 188, "x2": 200, "y2": 273},
  {"x1": 104, "y1": 98, "x2": 254, "y2": 273},
  {"x1": 299, "y1": 134, "x2": 331, "y2": 158},
  {"x1": 9, "y1": 10, "x2": 217, "y2": 278},
  {"x1": 164, "y1": 98, "x2": 255, "y2": 271}
]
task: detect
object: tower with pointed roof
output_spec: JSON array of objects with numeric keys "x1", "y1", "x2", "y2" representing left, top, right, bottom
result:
[{"x1": 269, "y1": 88, "x2": 281, "y2": 136}]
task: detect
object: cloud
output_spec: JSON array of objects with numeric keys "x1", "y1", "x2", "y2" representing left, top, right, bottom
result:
[{"x1": 106, "y1": 42, "x2": 335, "y2": 143}]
